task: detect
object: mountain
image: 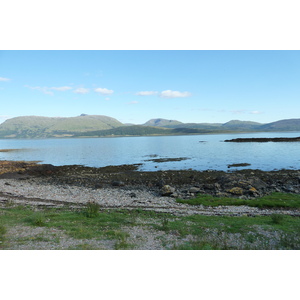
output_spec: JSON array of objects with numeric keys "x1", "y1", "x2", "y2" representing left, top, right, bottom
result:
[
  {"x1": 222, "y1": 120, "x2": 263, "y2": 130},
  {"x1": 143, "y1": 118, "x2": 182, "y2": 127},
  {"x1": 0, "y1": 115, "x2": 123, "y2": 138},
  {"x1": 166, "y1": 122, "x2": 223, "y2": 129},
  {"x1": 258, "y1": 118, "x2": 300, "y2": 131},
  {"x1": 74, "y1": 125, "x2": 173, "y2": 137},
  {"x1": 1, "y1": 115, "x2": 300, "y2": 139}
]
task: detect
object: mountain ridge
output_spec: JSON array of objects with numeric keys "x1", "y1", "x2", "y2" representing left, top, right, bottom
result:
[{"x1": 0, "y1": 115, "x2": 300, "y2": 138}]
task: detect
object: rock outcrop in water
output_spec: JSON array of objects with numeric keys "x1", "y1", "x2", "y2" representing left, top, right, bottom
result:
[{"x1": 224, "y1": 137, "x2": 300, "y2": 142}]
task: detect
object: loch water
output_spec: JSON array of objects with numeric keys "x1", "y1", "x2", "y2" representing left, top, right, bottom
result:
[{"x1": 1, "y1": 132, "x2": 300, "y2": 171}]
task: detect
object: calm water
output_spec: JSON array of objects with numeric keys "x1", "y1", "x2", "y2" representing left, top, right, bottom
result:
[{"x1": 1, "y1": 132, "x2": 300, "y2": 171}]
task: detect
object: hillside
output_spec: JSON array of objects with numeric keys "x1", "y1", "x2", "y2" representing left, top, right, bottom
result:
[
  {"x1": 258, "y1": 119, "x2": 300, "y2": 131},
  {"x1": 143, "y1": 118, "x2": 182, "y2": 127},
  {"x1": 222, "y1": 120, "x2": 263, "y2": 130},
  {"x1": 0, "y1": 115, "x2": 123, "y2": 138},
  {"x1": 73, "y1": 125, "x2": 173, "y2": 137}
]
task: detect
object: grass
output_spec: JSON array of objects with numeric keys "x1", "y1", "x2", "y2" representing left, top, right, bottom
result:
[
  {"x1": 271, "y1": 214, "x2": 285, "y2": 224},
  {"x1": 84, "y1": 201, "x2": 101, "y2": 218},
  {"x1": 25, "y1": 212, "x2": 47, "y2": 226},
  {"x1": 0, "y1": 224, "x2": 6, "y2": 247},
  {"x1": 176, "y1": 192, "x2": 300, "y2": 209},
  {"x1": 0, "y1": 204, "x2": 299, "y2": 250}
]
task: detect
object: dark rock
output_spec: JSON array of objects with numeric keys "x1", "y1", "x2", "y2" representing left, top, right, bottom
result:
[
  {"x1": 112, "y1": 181, "x2": 125, "y2": 187},
  {"x1": 129, "y1": 192, "x2": 137, "y2": 198}
]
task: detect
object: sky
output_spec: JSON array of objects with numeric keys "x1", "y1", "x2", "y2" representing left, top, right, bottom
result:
[{"x1": 1, "y1": 50, "x2": 300, "y2": 125}]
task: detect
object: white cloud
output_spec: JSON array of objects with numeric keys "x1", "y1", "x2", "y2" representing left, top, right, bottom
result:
[
  {"x1": 128, "y1": 101, "x2": 139, "y2": 104},
  {"x1": 159, "y1": 90, "x2": 192, "y2": 98},
  {"x1": 0, "y1": 77, "x2": 10, "y2": 82},
  {"x1": 50, "y1": 86, "x2": 72, "y2": 91},
  {"x1": 136, "y1": 91, "x2": 158, "y2": 96},
  {"x1": 94, "y1": 87, "x2": 114, "y2": 95},
  {"x1": 74, "y1": 88, "x2": 90, "y2": 94},
  {"x1": 250, "y1": 110, "x2": 263, "y2": 114}
]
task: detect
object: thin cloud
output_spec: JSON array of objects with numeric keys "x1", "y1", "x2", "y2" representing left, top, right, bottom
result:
[
  {"x1": 74, "y1": 88, "x2": 89, "y2": 94},
  {"x1": 25, "y1": 85, "x2": 54, "y2": 95},
  {"x1": 136, "y1": 91, "x2": 158, "y2": 96},
  {"x1": 94, "y1": 87, "x2": 114, "y2": 95},
  {"x1": 159, "y1": 90, "x2": 192, "y2": 98},
  {"x1": 230, "y1": 110, "x2": 247, "y2": 114},
  {"x1": 128, "y1": 101, "x2": 139, "y2": 104},
  {"x1": 0, "y1": 77, "x2": 10, "y2": 82},
  {"x1": 50, "y1": 86, "x2": 72, "y2": 91},
  {"x1": 250, "y1": 110, "x2": 263, "y2": 114},
  {"x1": 25, "y1": 85, "x2": 72, "y2": 95}
]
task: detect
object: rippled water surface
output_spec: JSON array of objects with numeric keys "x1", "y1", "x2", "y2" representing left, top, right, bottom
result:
[{"x1": 1, "y1": 132, "x2": 300, "y2": 171}]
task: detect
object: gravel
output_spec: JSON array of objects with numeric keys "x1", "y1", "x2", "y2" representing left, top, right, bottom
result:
[{"x1": 1, "y1": 178, "x2": 300, "y2": 217}]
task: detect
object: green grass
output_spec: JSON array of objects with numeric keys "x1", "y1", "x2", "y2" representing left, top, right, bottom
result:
[
  {"x1": 176, "y1": 192, "x2": 300, "y2": 209},
  {"x1": 0, "y1": 224, "x2": 6, "y2": 247},
  {"x1": 0, "y1": 205, "x2": 299, "y2": 250}
]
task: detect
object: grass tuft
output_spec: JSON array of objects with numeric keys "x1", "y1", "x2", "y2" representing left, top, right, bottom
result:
[
  {"x1": 26, "y1": 213, "x2": 46, "y2": 226},
  {"x1": 0, "y1": 224, "x2": 7, "y2": 246},
  {"x1": 271, "y1": 214, "x2": 285, "y2": 224},
  {"x1": 84, "y1": 201, "x2": 100, "y2": 218}
]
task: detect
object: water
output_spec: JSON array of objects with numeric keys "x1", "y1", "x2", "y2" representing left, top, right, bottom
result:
[{"x1": 0, "y1": 132, "x2": 300, "y2": 171}]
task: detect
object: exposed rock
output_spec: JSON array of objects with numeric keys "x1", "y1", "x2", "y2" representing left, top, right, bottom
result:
[
  {"x1": 129, "y1": 192, "x2": 137, "y2": 198},
  {"x1": 170, "y1": 192, "x2": 179, "y2": 198},
  {"x1": 248, "y1": 187, "x2": 259, "y2": 196},
  {"x1": 112, "y1": 181, "x2": 125, "y2": 187},
  {"x1": 228, "y1": 187, "x2": 244, "y2": 195},
  {"x1": 225, "y1": 137, "x2": 300, "y2": 142},
  {"x1": 228, "y1": 163, "x2": 251, "y2": 168},
  {"x1": 161, "y1": 185, "x2": 175, "y2": 196},
  {"x1": 189, "y1": 187, "x2": 201, "y2": 193}
]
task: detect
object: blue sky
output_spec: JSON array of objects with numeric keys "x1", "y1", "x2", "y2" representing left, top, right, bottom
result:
[{"x1": 1, "y1": 50, "x2": 300, "y2": 125}]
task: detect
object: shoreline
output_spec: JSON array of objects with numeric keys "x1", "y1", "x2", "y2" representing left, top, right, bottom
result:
[{"x1": 0, "y1": 160, "x2": 300, "y2": 216}]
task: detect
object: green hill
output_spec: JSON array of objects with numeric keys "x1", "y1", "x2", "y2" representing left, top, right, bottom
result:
[
  {"x1": 222, "y1": 120, "x2": 263, "y2": 130},
  {"x1": 0, "y1": 115, "x2": 123, "y2": 138},
  {"x1": 74, "y1": 125, "x2": 173, "y2": 137},
  {"x1": 258, "y1": 119, "x2": 300, "y2": 131},
  {"x1": 143, "y1": 118, "x2": 183, "y2": 127}
]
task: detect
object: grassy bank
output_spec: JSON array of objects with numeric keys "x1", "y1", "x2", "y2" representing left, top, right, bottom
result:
[{"x1": 1, "y1": 203, "x2": 299, "y2": 250}]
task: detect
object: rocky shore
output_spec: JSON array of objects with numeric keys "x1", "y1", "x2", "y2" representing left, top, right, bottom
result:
[
  {"x1": 1, "y1": 160, "x2": 300, "y2": 216},
  {"x1": 1, "y1": 160, "x2": 300, "y2": 250}
]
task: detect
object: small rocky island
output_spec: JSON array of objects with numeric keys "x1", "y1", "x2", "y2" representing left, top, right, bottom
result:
[{"x1": 224, "y1": 137, "x2": 300, "y2": 142}]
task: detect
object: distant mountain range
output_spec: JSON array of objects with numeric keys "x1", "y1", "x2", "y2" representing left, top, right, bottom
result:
[{"x1": 0, "y1": 115, "x2": 300, "y2": 138}]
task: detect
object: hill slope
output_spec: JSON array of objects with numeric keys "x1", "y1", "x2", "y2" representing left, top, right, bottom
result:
[
  {"x1": 258, "y1": 119, "x2": 300, "y2": 131},
  {"x1": 222, "y1": 120, "x2": 263, "y2": 130},
  {"x1": 0, "y1": 115, "x2": 123, "y2": 138},
  {"x1": 143, "y1": 118, "x2": 182, "y2": 127}
]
